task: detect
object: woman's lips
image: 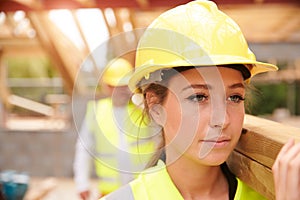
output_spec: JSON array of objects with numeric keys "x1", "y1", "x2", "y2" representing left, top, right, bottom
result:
[{"x1": 199, "y1": 136, "x2": 231, "y2": 148}]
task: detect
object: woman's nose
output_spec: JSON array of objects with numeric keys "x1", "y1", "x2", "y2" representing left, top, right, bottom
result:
[{"x1": 209, "y1": 98, "x2": 229, "y2": 129}]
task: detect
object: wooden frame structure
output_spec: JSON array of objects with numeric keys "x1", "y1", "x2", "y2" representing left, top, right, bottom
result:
[{"x1": 0, "y1": 2, "x2": 300, "y2": 197}]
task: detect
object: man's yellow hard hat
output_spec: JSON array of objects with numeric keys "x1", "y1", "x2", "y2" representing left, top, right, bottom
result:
[
  {"x1": 129, "y1": 0, "x2": 278, "y2": 92},
  {"x1": 102, "y1": 58, "x2": 133, "y2": 87}
]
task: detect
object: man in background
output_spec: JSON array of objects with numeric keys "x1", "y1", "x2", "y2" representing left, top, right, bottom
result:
[{"x1": 73, "y1": 58, "x2": 155, "y2": 199}]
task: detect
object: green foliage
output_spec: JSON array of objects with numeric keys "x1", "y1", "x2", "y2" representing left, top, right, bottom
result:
[
  {"x1": 247, "y1": 83, "x2": 288, "y2": 116},
  {"x1": 5, "y1": 56, "x2": 64, "y2": 115},
  {"x1": 296, "y1": 84, "x2": 300, "y2": 115},
  {"x1": 6, "y1": 56, "x2": 59, "y2": 78}
]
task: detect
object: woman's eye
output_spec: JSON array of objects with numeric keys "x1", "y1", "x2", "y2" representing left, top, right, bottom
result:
[
  {"x1": 187, "y1": 94, "x2": 208, "y2": 102},
  {"x1": 227, "y1": 95, "x2": 245, "y2": 103}
]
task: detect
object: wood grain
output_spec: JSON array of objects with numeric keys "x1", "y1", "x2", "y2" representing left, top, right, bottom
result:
[{"x1": 227, "y1": 114, "x2": 300, "y2": 200}]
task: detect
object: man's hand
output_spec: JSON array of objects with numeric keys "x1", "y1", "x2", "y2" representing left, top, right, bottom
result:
[{"x1": 79, "y1": 190, "x2": 90, "y2": 200}]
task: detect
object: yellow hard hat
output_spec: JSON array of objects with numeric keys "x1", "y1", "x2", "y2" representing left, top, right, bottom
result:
[
  {"x1": 129, "y1": 0, "x2": 278, "y2": 92},
  {"x1": 102, "y1": 58, "x2": 133, "y2": 87}
]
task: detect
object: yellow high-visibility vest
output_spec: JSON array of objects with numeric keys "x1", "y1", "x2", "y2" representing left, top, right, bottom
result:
[
  {"x1": 101, "y1": 160, "x2": 267, "y2": 200},
  {"x1": 86, "y1": 98, "x2": 155, "y2": 194}
]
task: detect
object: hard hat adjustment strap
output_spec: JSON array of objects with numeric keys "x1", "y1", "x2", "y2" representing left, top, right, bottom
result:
[{"x1": 138, "y1": 69, "x2": 164, "y2": 88}]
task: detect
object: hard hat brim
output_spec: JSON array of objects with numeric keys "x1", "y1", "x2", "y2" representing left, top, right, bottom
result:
[{"x1": 129, "y1": 55, "x2": 278, "y2": 92}]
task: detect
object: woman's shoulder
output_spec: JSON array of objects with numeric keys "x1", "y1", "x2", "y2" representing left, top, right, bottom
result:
[
  {"x1": 99, "y1": 163, "x2": 164, "y2": 200},
  {"x1": 100, "y1": 160, "x2": 183, "y2": 200}
]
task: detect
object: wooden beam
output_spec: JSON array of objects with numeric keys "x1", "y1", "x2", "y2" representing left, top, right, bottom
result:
[
  {"x1": 28, "y1": 12, "x2": 73, "y2": 93},
  {"x1": 71, "y1": 10, "x2": 97, "y2": 69},
  {"x1": 228, "y1": 151, "x2": 275, "y2": 199},
  {"x1": 74, "y1": 0, "x2": 96, "y2": 7},
  {"x1": 135, "y1": 0, "x2": 149, "y2": 9},
  {"x1": 2, "y1": 46, "x2": 45, "y2": 57},
  {"x1": 227, "y1": 114, "x2": 300, "y2": 199},
  {"x1": 8, "y1": 94, "x2": 54, "y2": 116},
  {"x1": 242, "y1": 115, "x2": 300, "y2": 166},
  {"x1": 0, "y1": 37, "x2": 40, "y2": 46},
  {"x1": 103, "y1": 8, "x2": 137, "y2": 62},
  {"x1": 2, "y1": 2, "x2": 300, "y2": 43},
  {"x1": 0, "y1": 38, "x2": 46, "y2": 57},
  {"x1": 0, "y1": 50, "x2": 12, "y2": 109},
  {"x1": 28, "y1": 11, "x2": 84, "y2": 94},
  {"x1": 12, "y1": 0, "x2": 43, "y2": 10},
  {"x1": 112, "y1": 8, "x2": 137, "y2": 62},
  {"x1": 70, "y1": 10, "x2": 98, "y2": 94},
  {"x1": 1, "y1": 0, "x2": 299, "y2": 12}
]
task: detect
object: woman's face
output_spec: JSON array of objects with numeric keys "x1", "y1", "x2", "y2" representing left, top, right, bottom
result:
[{"x1": 158, "y1": 67, "x2": 245, "y2": 166}]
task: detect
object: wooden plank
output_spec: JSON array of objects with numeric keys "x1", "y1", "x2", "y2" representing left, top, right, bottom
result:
[
  {"x1": 12, "y1": 0, "x2": 43, "y2": 10},
  {"x1": 227, "y1": 151, "x2": 275, "y2": 200},
  {"x1": 0, "y1": 51, "x2": 12, "y2": 109},
  {"x1": 227, "y1": 114, "x2": 300, "y2": 199},
  {"x1": 241, "y1": 115, "x2": 300, "y2": 168},
  {"x1": 24, "y1": 177, "x2": 57, "y2": 200},
  {"x1": 1, "y1": 0, "x2": 299, "y2": 12},
  {"x1": 103, "y1": 8, "x2": 137, "y2": 63},
  {"x1": 8, "y1": 94, "x2": 54, "y2": 116},
  {"x1": 74, "y1": 0, "x2": 96, "y2": 7}
]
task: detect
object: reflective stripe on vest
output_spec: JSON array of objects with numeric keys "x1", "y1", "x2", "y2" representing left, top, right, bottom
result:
[
  {"x1": 86, "y1": 98, "x2": 155, "y2": 194},
  {"x1": 101, "y1": 160, "x2": 267, "y2": 200}
]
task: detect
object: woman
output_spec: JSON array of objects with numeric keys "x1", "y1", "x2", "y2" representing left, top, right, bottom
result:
[{"x1": 101, "y1": 1, "x2": 300, "y2": 199}]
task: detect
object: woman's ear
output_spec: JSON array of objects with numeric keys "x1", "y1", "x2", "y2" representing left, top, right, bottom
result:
[
  {"x1": 145, "y1": 91, "x2": 159, "y2": 108},
  {"x1": 149, "y1": 104, "x2": 166, "y2": 126},
  {"x1": 145, "y1": 91, "x2": 166, "y2": 126}
]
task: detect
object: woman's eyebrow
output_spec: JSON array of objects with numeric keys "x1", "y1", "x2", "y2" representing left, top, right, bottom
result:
[
  {"x1": 182, "y1": 84, "x2": 211, "y2": 91},
  {"x1": 228, "y1": 83, "x2": 245, "y2": 89},
  {"x1": 182, "y1": 82, "x2": 244, "y2": 91}
]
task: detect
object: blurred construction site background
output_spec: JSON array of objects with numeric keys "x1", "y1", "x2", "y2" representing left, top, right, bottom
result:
[{"x1": 0, "y1": 0, "x2": 300, "y2": 199}]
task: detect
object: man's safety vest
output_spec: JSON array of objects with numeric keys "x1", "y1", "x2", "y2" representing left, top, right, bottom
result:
[
  {"x1": 86, "y1": 98, "x2": 156, "y2": 195},
  {"x1": 101, "y1": 160, "x2": 267, "y2": 200}
]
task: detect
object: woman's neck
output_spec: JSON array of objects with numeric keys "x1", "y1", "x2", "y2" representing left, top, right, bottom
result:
[{"x1": 166, "y1": 156, "x2": 229, "y2": 200}]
